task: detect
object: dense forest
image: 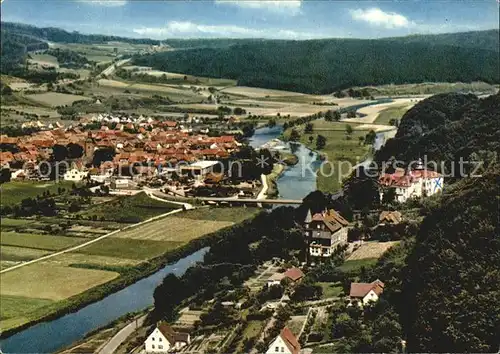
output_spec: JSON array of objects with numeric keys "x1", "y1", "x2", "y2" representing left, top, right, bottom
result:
[
  {"x1": 375, "y1": 92, "x2": 500, "y2": 176},
  {"x1": 0, "y1": 30, "x2": 48, "y2": 72},
  {"x1": 134, "y1": 31, "x2": 499, "y2": 93},
  {"x1": 402, "y1": 168, "x2": 500, "y2": 352},
  {"x1": 1, "y1": 22, "x2": 160, "y2": 45}
]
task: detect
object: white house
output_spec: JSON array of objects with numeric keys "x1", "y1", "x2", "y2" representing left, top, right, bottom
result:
[
  {"x1": 63, "y1": 169, "x2": 88, "y2": 181},
  {"x1": 179, "y1": 160, "x2": 220, "y2": 180},
  {"x1": 267, "y1": 273, "x2": 285, "y2": 287},
  {"x1": 379, "y1": 159, "x2": 443, "y2": 203},
  {"x1": 266, "y1": 327, "x2": 301, "y2": 354},
  {"x1": 349, "y1": 279, "x2": 385, "y2": 306},
  {"x1": 144, "y1": 323, "x2": 190, "y2": 353}
]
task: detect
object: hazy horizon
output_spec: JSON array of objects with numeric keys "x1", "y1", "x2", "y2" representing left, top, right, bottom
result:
[{"x1": 1, "y1": 0, "x2": 498, "y2": 40}]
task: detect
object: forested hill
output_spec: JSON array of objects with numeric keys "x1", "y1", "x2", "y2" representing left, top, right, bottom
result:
[
  {"x1": 134, "y1": 31, "x2": 499, "y2": 93},
  {"x1": 0, "y1": 22, "x2": 160, "y2": 45},
  {"x1": 383, "y1": 29, "x2": 500, "y2": 52},
  {"x1": 402, "y1": 167, "x2": 500, "y2": 352},
  {"x1": 375, "y1": 92, "x2": 500, "y2": 171}
]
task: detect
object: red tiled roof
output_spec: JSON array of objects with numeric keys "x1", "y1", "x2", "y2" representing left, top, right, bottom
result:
[
  {"x1": 279, "y1": 327, "x2": 300, "y2": 354},
  {"x1": 349, "y1": 280, "x2": 385, "y2": 298},
  {"x1": 283, "y1": 267, "x2": 304, "y2": 282},
  {"x1": 311, "y1": 209, "x2": 349, "y2": 233}
]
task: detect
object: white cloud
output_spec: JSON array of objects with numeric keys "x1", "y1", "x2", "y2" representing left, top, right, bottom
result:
[
  {"x1": 349, "y1": 8, "x2": 414, "y2": 29},
  {"x1": 78, "y1": 0, "x2": 127, "y2": 7},
  {"x1": 133, "y1": 21, "x2": 319, "y2": 39},
  {"x1": 215, "y1": 0, "x2": 302, "y2": 15}
]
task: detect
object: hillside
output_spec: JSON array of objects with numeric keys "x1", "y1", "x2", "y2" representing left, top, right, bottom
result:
[
  {"x1": 402, "y1": 168, "x2": 500, "y2": 352},
  {"x1": 0, "y1": 30, "x2": 48, "y2": 72},
  {"x1": 0, "y1": 22, "x2": 159, "y2": 45},
  {"x1": 375, "y1": 92, "x2": 500, "y2": 167},
  {"x1": 383, "y1": 29, "x2": 500, "y2": 52},
  {"x1": 134, "y1": 32, "x2": 499, "y2": 93}
]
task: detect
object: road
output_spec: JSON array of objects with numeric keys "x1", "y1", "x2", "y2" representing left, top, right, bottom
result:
[
  {"x1": 148, "y1": 188, "x2": 302, "y2": 205},
  {"x1": 98, "y1": 58, "x2": 131, "y2": 78},
  {"x1": 97, "y1": 315, "x2": 147, "y2": 354},
  {"x1": 0, "y1": 208, "x2": 183, "y2": 274}
]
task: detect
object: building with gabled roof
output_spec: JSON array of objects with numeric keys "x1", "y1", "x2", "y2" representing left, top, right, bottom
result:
[
  {"x1": 379, "y1": 159, "x2": 443, "y2": 203},
  {"x1": 266, "y1": 327, "x2": 301, "y2": 354},
  {"x1": 349, "y1": 279, "x2": 385, "y2": 306},
  {"x1": 304, "y1": 209, "x2": 349, "y2": 258},
  {"x1": 379, "y1": 210, "x2": 402, "y2": 225},
  {"x1": 144, "y1": 322, "x2": 190, "y2": 353}
]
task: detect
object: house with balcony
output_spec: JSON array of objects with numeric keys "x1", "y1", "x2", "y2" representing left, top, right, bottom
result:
[{"x1": 304, "y1": 209, "x2": 349, "y2": 258}]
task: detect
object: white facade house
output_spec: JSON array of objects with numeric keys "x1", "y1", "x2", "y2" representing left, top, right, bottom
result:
[
  {"x1": 63, "y1": 169, "x2": 88, "y2": 181},
  {"x1": 179, "y1": 160, "x2": 220, "y2": 180},
  {"x1": 379, "y1": 160, "x2": 443, "y2": 203},
  {"x1": 265, "y1": 327, "x2": 300, "y2": 354},
  {"x1": 144, "y1": 323, "x2": 190, "y2": 353},
  {"x1": 349, "y1": 280, "x2": 385, "y2": 306},
  {"x1": 267, "y1": 273, "x2": 285, "y2": 287}
]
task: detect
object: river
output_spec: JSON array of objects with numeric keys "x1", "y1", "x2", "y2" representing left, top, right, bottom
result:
[
  {"x1": 1, "y1": 101, "x2": 390, "y2": 353},
  {"x1": 0, "y1": 248, "x2": 209, "y2": 354},
  {"x1": 250, "y1": 126, "x2": 320, "y2": 200}
]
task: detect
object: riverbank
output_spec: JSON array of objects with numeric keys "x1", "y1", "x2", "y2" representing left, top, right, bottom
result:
[
  {"x1": 265, "y1": 163, "x2": 285, "y2": 198},
  {"x1": 283, "y1": 122, "x2": 372, "y2": 193},
  {"x1": 0, "y1": 208, "x2": 261, "y2": 341}
]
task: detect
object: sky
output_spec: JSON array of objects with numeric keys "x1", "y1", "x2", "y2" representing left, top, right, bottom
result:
[{"x1": 1, "y1": 0, "x2": 498, "y2": 40}]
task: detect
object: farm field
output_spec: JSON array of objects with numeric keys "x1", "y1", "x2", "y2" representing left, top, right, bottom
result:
[
  {"x1": 374, "y1": 105, "x2": 412, "y2": 125},
  {"x1": 340, "y1": 98, "x2": 418, "y2": 124},
  {"x1": 1, "y1": 232, "x2": 89, "y2": 251},
  {"x1": 29, "y1": 54, "x2": 59, "y2": 67},
  {"x1": 1, "y1": 246, "x2": 52, "y2": 263},
  {"x1": 285, "y1": 124, "x2": 371, "y2": 192},
  {"x1": 1, "y1": 263, "x2": 119, "y2": 300},
  {"x1": 2, "y1": 105, "x2": 61, "y2": 118},
  {"x1": 97, "y1": 79, "x2": 203, "y2": 102},
  {"x1": 0, "y1": 295, "x2": 56, "y2": 332},
  {"x1": 347, "y1": 241, "x2": 400, "y2": 261},
  {"x1": 0, "y1": 181, "x2": 75, "y2": 207},
  {"x1": 25, "y1": 92, "x2": 90, "y2": 107},
  {"x1": 220, "y1": 86, "x2": 306, "y2": 98},
  {"x1": 75, "y1": 237, "x2": 183, "y2": 260},
  {"x1": 0, "y1": 206, "x2": 258, "y2": 332},
  {"x1": 122, "y1": 66, "x2": 237, "y2": 86},
  {"x1": 75, "y1": 192, "x2": 179, "y2": 223}
]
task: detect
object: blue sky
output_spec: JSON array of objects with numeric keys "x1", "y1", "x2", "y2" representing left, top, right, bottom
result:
[{"x1": 1, "y1": 0, "x2": 498, "y2": 39}]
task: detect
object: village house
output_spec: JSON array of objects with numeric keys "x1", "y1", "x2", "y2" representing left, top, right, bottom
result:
[
  {"x1": 304, "y1": 209, "x2": 349, "y2": 258},
  {"x1": 378, "y1": 211, "x2": 402, "y2": 226},
  {"x1": 379, "y1": 159, "x2": 443, "y2": 203},
  {"x1": 267, "y1": 267, "x2": 305, "y2": 287},
  {"x1": 63, "y1": 168, "x2": 88, "y2": 181},
  {"x1": 179, "y1": 160, "x2": 220, "y2": 180},
  {"x1": 144, "y1": 322, "x2": 190, "y2": 353},
  {"x1": 349, "y1": 279, "x2": 385, "y2": 306},
  {"x1": 266, "y1": 327, "x2": 301, "y2": 354}
]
